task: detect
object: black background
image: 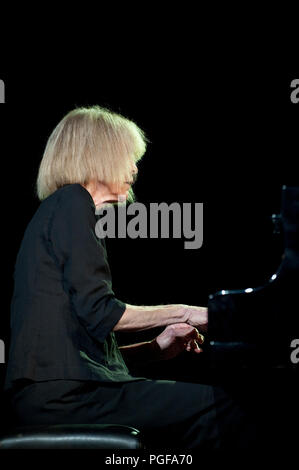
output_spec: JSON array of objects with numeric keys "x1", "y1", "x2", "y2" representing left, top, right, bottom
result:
[{"x1": 0, "y1": 60, "x2": 298, "y2": 452}]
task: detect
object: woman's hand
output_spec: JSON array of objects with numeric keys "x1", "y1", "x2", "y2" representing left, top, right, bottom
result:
[
  {"x1": 152, "y1": 323, "x2": 205, "y2": 361},
  {"x1": 181, "y1": 305, "x2": 208, "y2": 333}
]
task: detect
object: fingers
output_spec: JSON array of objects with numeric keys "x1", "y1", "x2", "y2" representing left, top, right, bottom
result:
[
  {"x1": 166, "y1": 323, "x2": 205, "y2": 344},
  {"x1": 196, "y1": 331, "x2": 205, "y2": 344},
  {"x1": 185, "y1": 327, "x2": 205, "y2": 345},
  {"x1": 186, "y1": 339, "x2": 203, "y2": 353}
]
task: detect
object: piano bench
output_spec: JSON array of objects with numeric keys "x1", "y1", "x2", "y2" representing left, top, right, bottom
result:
[{"x1": 0, "y1": 423, "x2": 145, "y2": 449}]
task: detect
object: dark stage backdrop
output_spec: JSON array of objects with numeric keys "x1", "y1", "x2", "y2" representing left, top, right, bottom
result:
[{"x1": 0, "y1": 70, "x2": 298, "y2": 438}]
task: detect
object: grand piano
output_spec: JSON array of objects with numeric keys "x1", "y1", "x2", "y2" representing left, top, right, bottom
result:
[{"x1": 206, "y1": 185, "x2": 299, "y2": 368}]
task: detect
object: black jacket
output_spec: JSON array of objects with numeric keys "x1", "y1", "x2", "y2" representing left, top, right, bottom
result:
[{"x1": 5, "y1": 184, "x2": 141, "y2": 392}]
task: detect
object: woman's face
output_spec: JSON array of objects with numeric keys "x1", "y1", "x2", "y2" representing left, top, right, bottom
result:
[{"x1": 83, "y1": 163, "x2": 138, "y2": 209}]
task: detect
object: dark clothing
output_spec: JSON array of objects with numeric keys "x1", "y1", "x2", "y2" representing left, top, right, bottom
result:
[
  {"x1": 5, "y1": 184, "x2": 144, "y2": 390},
  {"x1": 5, "y1": 183, "x2": 258, "y2": 449},
  {"x1": 10, "y1": 378, "x2": 258, "y2": 450}
]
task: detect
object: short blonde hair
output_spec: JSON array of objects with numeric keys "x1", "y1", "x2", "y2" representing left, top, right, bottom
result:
[{"x1": 36, "y1": 105, "x2": 148, "y2": 202}]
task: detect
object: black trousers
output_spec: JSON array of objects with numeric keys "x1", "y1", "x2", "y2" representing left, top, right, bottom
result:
[{"x1": 9, "y1": 378, "x2": 259, "y2": 450}]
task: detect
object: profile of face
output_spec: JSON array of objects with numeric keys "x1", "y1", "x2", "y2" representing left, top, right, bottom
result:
[{"x1": 83, "y1": 163, "x2": 138, "y2": 210}]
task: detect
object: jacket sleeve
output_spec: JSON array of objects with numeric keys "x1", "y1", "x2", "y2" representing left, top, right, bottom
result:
[{"x1": 48, "y1": 185, "x2": 126, "y2": 343}]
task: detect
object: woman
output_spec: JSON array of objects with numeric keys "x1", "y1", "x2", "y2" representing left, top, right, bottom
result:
[{"x1": 4, "y1": 106, "x2": 254, "y2": 449}]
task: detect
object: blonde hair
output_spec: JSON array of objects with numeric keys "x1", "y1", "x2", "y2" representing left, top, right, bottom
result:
[{"x1": 36, "y1": 105, "x2": 148, "y2": 202}]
